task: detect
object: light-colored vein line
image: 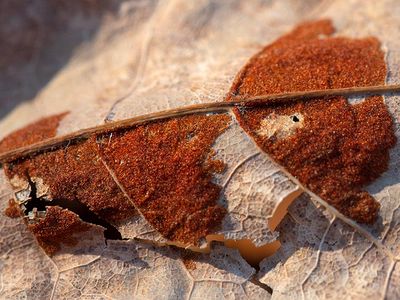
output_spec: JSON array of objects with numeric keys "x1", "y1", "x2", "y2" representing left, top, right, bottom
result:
[
  {"x1": 222, "y1": 152, "x2": 260, "y2": 188},
  {"x1": 179, "y1": 256, "x2": 195, "y2": 285},
  {"x1": 1, "y1": 84, "x2": 399, "y2": 164},
  {"x1": 134, "y1": 275, "x2": 140, "y2": 298},
  {"x1": 287, "y1": 210, "x2": 303, "y2": 225},
  {"x1": 58, "y1": 256, "x2": 101, "y2": 273},
  {"x1": 0, "y1": 273, "x2": 3, "y2": 295},
  {"x1": 100, "y1": 156, "x2": 165, "y2": 241},
  {"x1": 297, "y1": 181, "x2": 394, "y2": 260},
  {"x1": 301, "y1": 217, "x2": 336, "y2": 300},
  {"x1": 50, "y1": 272, "x2": 59, "y2": 300},
  {"x1": 186, "y1": 281, "x2": 195, "y2": 300},
  {"x1": 381, "y1": 260, "x2": 396, "y2": 300},
  {"x1": 240, "y1": 283, "x2": 248, "y2": 297},
  {"x1": 306, "y1": 0, "x2": 334, "y2": 19},
  {"x1": 348, "y1": 242, "x2": 373, "y2": 269},
  {"x1": 3, "y1": 241, "x2": 34, "y2": 257},
  {"x1": 104, "y1": 0, "x2": 161, "y2": 122},
  {"x1": 100, "y1": 155, "x2": 136, "y2": 209},
  {"x1": 311, "y1": 194, "x2": 395, "y2": 260}
]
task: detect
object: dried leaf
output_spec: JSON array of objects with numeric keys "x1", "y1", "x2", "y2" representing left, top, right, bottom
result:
[
  {"x1": 1, "y1": 0, "x2": 400, "y2": 299},
  {"x1": 0, "y1": 171, "x2": 269, "y2": 298},
  {"x1": 256, "y1": 2, "x2": 400, "y2": 299}
]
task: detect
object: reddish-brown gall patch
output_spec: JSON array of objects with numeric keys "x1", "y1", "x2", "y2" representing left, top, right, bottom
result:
[
  {"x1": 1, "y1": 113, "x2": 136, "y2": 252},
  {"x1": 228, "y1": 19, "x2": 396, "y2": 223},
  {"x1": 0, "y1": 112, "x2": 68, "y2": 153},
  {"x1": 99, "y1": 114, "x2": 230, "y2": 245},
  {"x1": 4, "y1": 199, "x2": 22, "y2": 218},
  {"x1": 1, "y1": 110, "x2": 230, "y2": 251},
  {"x1": 28, "y1": 206, "x2": 91, "y2": 255},
  {"x1": 4, "y1": 138, "x2": 137, "y2": 223}
]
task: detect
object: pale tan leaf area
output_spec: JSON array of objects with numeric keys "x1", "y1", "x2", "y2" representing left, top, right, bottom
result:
[{"x1": 1, "y1": 1, "x2": 399, "y2": 299}]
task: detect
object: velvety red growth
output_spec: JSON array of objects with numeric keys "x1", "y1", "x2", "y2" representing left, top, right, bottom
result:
[
  {"x1": 228, "y1": 19, "x2": 396, "y2": 223},
  {"x1": 4, "y1": 199, "x2": 22, "y2": 218},
  {"x1": 5, "y1": 138, "x2": 137, "y2": 222},
  {"x1": 2, "y1": 111, "x2": 230, "y2": 250},
  {"x1": 0, "y1": 112, "x2": 68, "y2": 154},
  {"x1": 99, "y1": 114, "x2": 230, "y2": 245},
  {"x1": 1, "y1": 112, "x2": 136, "y2": 223},
  {"x1": 28, "y1": 206, "x2": 91, "y2": 255}
]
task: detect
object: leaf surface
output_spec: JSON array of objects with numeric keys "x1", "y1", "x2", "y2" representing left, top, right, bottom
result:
[{"x1": 1, "y1": 0, "x2": 400, "y2": 299}]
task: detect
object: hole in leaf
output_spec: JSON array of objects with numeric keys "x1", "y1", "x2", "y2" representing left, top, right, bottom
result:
[
  {"x1": 291, "y1": 115, "x2": 300, "y2": 122},
  {"x1": 25, "y1": 175, "x2": 122, "y2": 240}
]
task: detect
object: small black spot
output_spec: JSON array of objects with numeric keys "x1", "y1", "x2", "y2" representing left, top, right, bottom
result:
[{"x1": 291, "y1": 115, "x2": 300, "y2": 122}]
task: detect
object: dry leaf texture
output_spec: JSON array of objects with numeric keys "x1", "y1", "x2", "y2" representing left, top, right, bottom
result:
[{"x1": 1, "y1": 0, "x2": 400, "y2": 299}]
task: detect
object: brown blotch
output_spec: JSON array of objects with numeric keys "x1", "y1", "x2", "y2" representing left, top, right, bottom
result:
[
  {"x1": 0, "y1": 112, "x2": 69, "y2": 154},
  {"x1": 1, "y1": 112, "x2": 135, "y2": 223},
  {"x1": 28, "y1": 206, "x2": 91, "y2": 255},
  {"x1": 227, "y1": 19, "x2": 396, "y2": 224},
  {"x1": 4, "y1": 198, "x2": 22, "y2": 218},
  {"x1": 4, "y1": 138, "x2": 137, "y2": 223},
  {"x1": 2, "y1": 111, "x2": 230, "y2": 249},
  {"x1": 180, "y1": 250, "x2": 200, "y2": 270},
  {"x1": 99, "y1": 114, "x2": 230, "y2": 245}
]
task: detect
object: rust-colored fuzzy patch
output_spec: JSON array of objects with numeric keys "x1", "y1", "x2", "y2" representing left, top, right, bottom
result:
[
  {"x1": 1, "y1": 112, "x2": 135, "y2": 223},
  {"x1": 28, "y1": 206, "x2": 91, "y2": 255},
  {"x1": 99, "y1": 114, "x2": 230, "y2": 245},
  {"x1": 4, "y1": 199, "x2": 22, "y2": 218},
  {"x1": 0, "y1": 112, "x2": 68, "y2": 153},
  {"x1": 5, "y1": 138, "x2": 137, "y2": 222},
  {"x1": 227, "y1": 19, "x2": 396, "y2": 223},
  {"x1": 2, "y1": 111, "x2": 230, "y2": 250}
]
